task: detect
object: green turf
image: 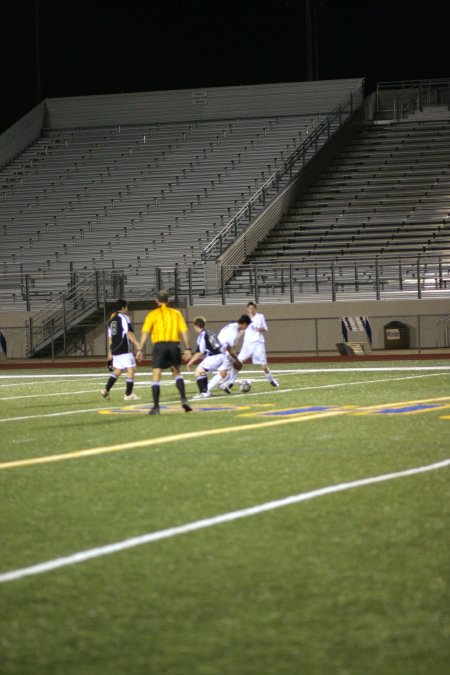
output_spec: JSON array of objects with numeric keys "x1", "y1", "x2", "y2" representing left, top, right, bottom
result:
[{"x1": 0, "y1": 362, "x2": 449, "y2": 674}]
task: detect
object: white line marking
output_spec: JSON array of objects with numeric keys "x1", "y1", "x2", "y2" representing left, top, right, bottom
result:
[
  {"x1": 0, "y1": 371, "x2": 447, "y2": 424},
  {"x1": 0, "y1": 388, "x2": 107, "y2": 401},
  {"x1": 0, "y1": 407, "x2": 104, "y2": 424},
  {"x1": 282, "y1": 371, "x2": 447, "y2": 392},
  {"x1": 1, "y1": 458, "x2": 448, "y2": 584},
  {"x1": 0, "y1": 365, "x2": 449, "y2": 383},
  {"x1": 273, "y1": 366, "x2": 450, "y2": 373}
]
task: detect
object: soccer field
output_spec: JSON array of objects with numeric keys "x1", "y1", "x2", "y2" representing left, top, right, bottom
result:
[{"x1": 1, "y1": 362, "x2": 449, "y2": 674}]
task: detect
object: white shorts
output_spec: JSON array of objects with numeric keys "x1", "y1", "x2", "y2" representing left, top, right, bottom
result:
[
  {"x1": 238, "y1": 342, "x2": 267, "y2": 365},
  {"x1": 112, "y1": 353, "x2": 136, "y2": 370},
  {"x1": 200, "y1": 353, "x2": 227, "y2": 373}
]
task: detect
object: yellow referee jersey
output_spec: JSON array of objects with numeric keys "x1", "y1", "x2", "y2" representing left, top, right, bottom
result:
[{"x1": 141, "y1": 305, "x2": 188, "y2": 343}]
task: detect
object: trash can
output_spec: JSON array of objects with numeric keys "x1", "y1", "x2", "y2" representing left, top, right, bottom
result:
[{"x1": 384, "y1": 321, "x2": 410, "y2": 349}]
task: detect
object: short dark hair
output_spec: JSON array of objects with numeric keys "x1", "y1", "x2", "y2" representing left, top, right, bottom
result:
[
  {"x1": 237, "y1": 314, "x2": 251, "y2": 326},
  {"x1": 247, "y1": 301, "x2": 257, "y2": 309},
  {"x1": 194, "y1": 316, "x2": 206, "y2": 328},
  {"x1": 156, "y1": 289, "x2": 169, "y2": 304},
  {"x1": 115, "y1": 299, "x2": 127, "y2": 311}
]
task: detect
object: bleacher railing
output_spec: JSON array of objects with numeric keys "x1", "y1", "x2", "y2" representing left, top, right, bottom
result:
[
  {"x1": 200, "y1": 88, "x2": 362, "y2": 262},
  {"x1": 25, "y1": 270, "x2": 124, "y2": 356},
  {"x1": 376, "y1": 78, "x2": 450, "y2": 120},
  {"x1": 158, "y1": 253, "x2": 450, "y2": 305}
]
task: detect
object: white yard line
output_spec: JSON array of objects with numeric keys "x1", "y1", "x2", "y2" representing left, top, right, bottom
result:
[
  {"x1": 271, "y1": 367, "x2": 450, "y2": 375},
  {"x1": 0, "y1": 389, "x2": 109, "y2": 401},
  {"x1": 1, "y1": 458, "x2": 448, "y2": 584},
  {"x1": 0, "y1": 371, "x2": 447, "y2": 422},
  {"x1": 1, "y1": 365, "x2": 449, "y2": 384},
  {"x1": 0, "y1": 407, "x2": 107, "y2": 423}
]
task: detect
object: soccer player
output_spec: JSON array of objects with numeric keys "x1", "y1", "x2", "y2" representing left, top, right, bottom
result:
[
  {"x1": 101, "y1": 299, "x2": 141, "y2": 401},
  {"x1": 209, "y1": 314, "x2": 251, "y2": 394},
  {"x1": 238, "y1": 301, "x2": 279, "y2": 387},
  {"x1": 186, "y1": 316, "x2": 240, "y2": 398},
  {"x1": 136, "y1": 290, "x2": 192, "y2": 415}
]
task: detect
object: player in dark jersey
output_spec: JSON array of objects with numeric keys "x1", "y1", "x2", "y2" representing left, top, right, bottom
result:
[
  {"x1": 186, "y1": 316, "x2": 245, "y2": 398},
  {"x1": 101, "y1": 299, "x2": 140, "y2": 401}
]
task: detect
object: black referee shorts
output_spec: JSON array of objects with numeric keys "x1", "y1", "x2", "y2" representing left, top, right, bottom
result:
[{"x1": 152, "y1": 342, "x2": 182, "y2": 369}]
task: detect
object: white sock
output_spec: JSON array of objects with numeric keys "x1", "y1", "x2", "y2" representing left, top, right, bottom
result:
[
  {"x1": 227, "y1": 367, "x2": 239, "y2": 385},
  {"x1": 208, "y1": 373, "x2": 223, "y2": 391}
]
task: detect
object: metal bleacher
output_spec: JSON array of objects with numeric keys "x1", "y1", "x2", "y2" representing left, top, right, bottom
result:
[
  {"x1": 1, "y1": 114, "x2": 328, "y2": 308},
  {"x1": 245, "y1": 118, "x2": 450, "y2": 261},
  {"x1": 221, "y1": 113, "x2": 450, "y2": 300}
]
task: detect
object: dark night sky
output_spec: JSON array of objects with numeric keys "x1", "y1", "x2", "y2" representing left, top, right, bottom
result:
[{"x1": 2, "y1": 0, "x2": 448, "y2": 134}]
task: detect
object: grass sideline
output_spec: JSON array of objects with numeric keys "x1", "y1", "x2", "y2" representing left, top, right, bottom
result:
[{"x1": 0, "y1": 361, "x2": 449, "y2": 674}]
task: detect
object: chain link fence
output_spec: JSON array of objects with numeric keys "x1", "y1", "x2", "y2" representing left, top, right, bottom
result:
[{"x1": 2, "y1": 313, "x2": 449, "y2": 360}]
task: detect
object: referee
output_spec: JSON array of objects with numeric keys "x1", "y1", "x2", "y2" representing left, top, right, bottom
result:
[{"x1": 136, "y1": 289, "x2": 192, "y2": 415}]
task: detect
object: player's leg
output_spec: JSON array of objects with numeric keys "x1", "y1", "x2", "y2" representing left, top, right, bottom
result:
[
  {"x1": 172, "y1": 367, "x2": 192, "y2": 412},
  {"x1": 150, "y1": 367, "x2": 162, "y2": 412},
  {"x1": 170, "y1": 345, "x2": 192, "y2": 412},
  {"x1": 206, "y1": 355, "x2": 227, "y2": 393},
  {"x1": 101, "y1": 363, "x2": 122, "y2": 399},
  {"x1": 124, "y1": 356, "x2": 140, "y2": 400},
  {"x1": 193, "y1": 365, "x2": 208, "y2": 395},
  {"x1": 254, "y1": 345, "x2": 279, "y2": 387},
  {"x1": 225, "y1": 359, "x2": 242, "y2": 387},
  {"x1": 220, "y1": 352, "x2": 243, "y2": 393}
]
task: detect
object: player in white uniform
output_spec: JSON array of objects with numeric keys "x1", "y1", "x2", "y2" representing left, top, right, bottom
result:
[
  {"x1": 187, "y1": 315, "x2": 251, "y2": 396},
  {"x1": 101, "y1": 299, "x2": 141, "y2": 401},
  {"x1": 237, "y1": 302, "x2": 279, "y2": 387},
  {"x1": 187, "y1": 317, "x2": 224, "y2": 398}
]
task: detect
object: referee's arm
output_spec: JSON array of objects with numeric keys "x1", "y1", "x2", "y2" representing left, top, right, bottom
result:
[
  {"x1": 136, "y1": 331, "x2": 149, "y2": 360},
  {"x1": 180, "y1": 329, "x2": 192, "y2": 362}
]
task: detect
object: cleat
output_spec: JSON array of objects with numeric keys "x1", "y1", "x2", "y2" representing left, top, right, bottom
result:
[
  {"x1": 192, "y1": 393, "x2": 204, "y2": 400},
  {"x1": 101, "y1": 389, "x2": 110, "y2": 399},
  {"x1": 181, "y1": 399, "x2": 192, "y2": 412},
  {"x1": 124, "y1": 393, "x2": 141, "y2": 401},
  {"x1": 149, "y1": 406, "x2": 160, "y2": 415},
  {"x1": 201, "y1": 391, "x2": 212, "y2": 398},
  {"x1": 220, "y1": 381, "x2": 233, "y2": 392},
  {"x1": 270, "y1": 379, "x2": 280, "y2": 388}
]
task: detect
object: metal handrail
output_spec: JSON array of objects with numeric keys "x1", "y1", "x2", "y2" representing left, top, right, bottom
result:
[
  {"x1": 201, "y1": 88, "x2": 361, "y2": 262},
  {"x1": 155, "y1": 251, "x2": 450, "y2": 305},
  {"x1": 376, "y1": 78, "x2": 450, "y2": 117},
  {"x1": 26, "y1": 272, "x2": 100, "y2": 355}
]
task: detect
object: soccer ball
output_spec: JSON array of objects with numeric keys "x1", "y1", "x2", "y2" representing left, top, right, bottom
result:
[{"x1": 239, "y1": 379, "x2": 252, "y2": 393}]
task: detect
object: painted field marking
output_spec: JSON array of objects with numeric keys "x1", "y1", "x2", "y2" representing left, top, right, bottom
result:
[
  {"x1": 0, "y1": 370, "x2": 447, "y2": 425},
  {"x1": 365, "y1": 403, "x2": 450, "y2": 415},
  {"x1": 0, "y1": 388, "x2": 111, "y2": 402},
  {"x1": 0, "y1": 408, "x2": 351, "y2": 471},
  {"x1": 98, "y1": 403, "x2": 263, "y2": 415},
  {"x1": 353, "y1": 395, "x2": 450, "y2": 414},
  {"x1": 2, "y1": 389, "x2": 450, "y2": 470},
  {"x1": 1, "y1": 457, "x2": 448, "y2": 585},
  {"x1": 238, "y1": 396, "x2": 450, "y2": 418},
  {"x1": 1, "y1": 366, "x2": 449, "y2": 382},
  {"x1": 0, "y1": 407, "x2": 105, "y2": 424}
]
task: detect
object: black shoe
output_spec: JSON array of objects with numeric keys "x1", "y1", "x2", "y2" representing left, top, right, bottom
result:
[
  {"x1": 181, "y1": 399, "x2": 192, "y2": 412},
  {"x1": 149, "y1": 406, "x2": 160, "y2": 415},
  {"x1": 222, "y1": 386, "x2": 232, "y2": 394}
]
